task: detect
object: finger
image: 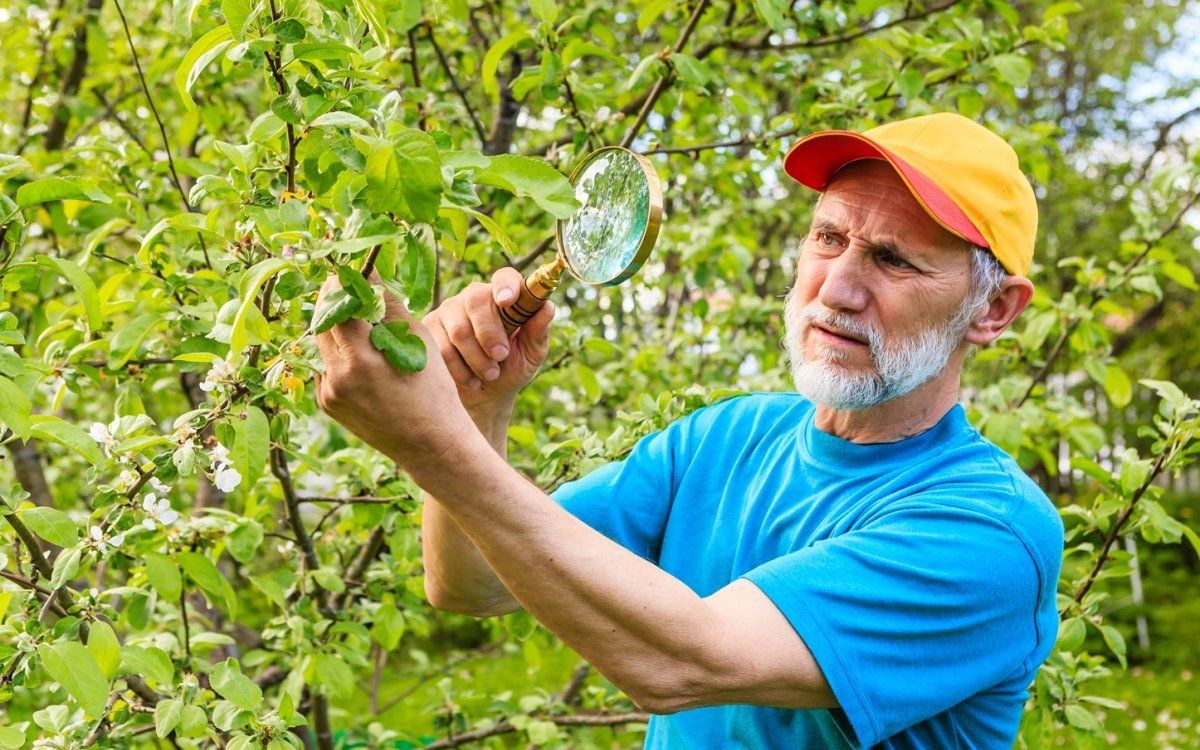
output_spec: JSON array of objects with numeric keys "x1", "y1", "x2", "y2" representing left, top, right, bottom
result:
[
  {"x1": 431, "y1": 317, "x2": 480, "y2": 388},
  {"x1": 490, "y1": 267, "x2": 524, "y2": 307},
  {"x1": 464, "y1": 285, "x2": 511, "y2": 361},
  {"x1": 443, "y1": 312, "x2": 501, "y2": 382}
]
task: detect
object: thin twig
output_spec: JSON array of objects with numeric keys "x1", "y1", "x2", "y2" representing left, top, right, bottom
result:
[
  {"x1": 426, "y1": 24, "x2": 487, "y2": 143},
  {"x1": 112, "y1": 0, "x2": 212, "y2": 269},
  {"x1": 722, "y1": 0, "x2": 963, "y2": 51}
]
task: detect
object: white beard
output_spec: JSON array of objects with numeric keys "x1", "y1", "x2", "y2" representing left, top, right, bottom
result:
[{"x1": 782, "y1": 287, "x2": 975, "y2": 410}]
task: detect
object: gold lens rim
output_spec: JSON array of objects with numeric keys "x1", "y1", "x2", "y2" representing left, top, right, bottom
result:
[{"x1": 555, "y1": 146, "x2": 664, "y2": 287}]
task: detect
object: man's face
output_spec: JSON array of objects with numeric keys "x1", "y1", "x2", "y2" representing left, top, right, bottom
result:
[{"x1": 784, "y1": 160, "x2": 977, "y2": 410}]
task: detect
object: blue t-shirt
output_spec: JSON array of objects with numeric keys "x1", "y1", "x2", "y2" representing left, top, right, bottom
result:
[{"x1": 549, "y1": 392, "x2": 1063, "y2": 749}]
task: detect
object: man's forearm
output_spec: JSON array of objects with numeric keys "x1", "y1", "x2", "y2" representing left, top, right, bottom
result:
[
  {"x1": 407, "y1": 429, "x2": 725, "y2": 708},
  {"x1": 421, "y1": 407, "x2": 520, "y2": 615}
]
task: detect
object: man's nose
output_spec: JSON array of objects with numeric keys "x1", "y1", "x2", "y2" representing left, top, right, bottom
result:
[{"x1": 817, "y1": 248, "x2": 870, "y2": 313}]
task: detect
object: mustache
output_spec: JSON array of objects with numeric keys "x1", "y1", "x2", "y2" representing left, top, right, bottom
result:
[{"x1": 796, "y1": 305, "x2": 883, "y2": 351}]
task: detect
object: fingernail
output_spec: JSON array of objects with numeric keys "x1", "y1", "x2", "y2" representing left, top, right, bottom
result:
[
  {"x1": 491, "y1": 345, "x2": 509, "y2": 359},
  {"x1": 546, "y1": 302, "x2": 556, "y2": 316},
  {"x1": 484, "y1": 367, "x2": 500, "y2": 381},
  {"x1": 495, "y1": 288, "x2": 514, "y2": 303}
]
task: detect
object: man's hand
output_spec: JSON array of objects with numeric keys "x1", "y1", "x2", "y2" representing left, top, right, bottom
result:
[
  {"x1": 313, "y1": 272, "x2": 474, "y2": 470},
  {"x1": 422, "y1": 267, "x2": 555, "y2": 419}
]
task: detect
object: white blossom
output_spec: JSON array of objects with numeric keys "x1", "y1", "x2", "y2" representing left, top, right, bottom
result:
[
  {"x1": 115, "y1": 469, "x2": 139, "y2": 491},
  {"x1": 148, "y1": 477, "x2": 171, "y2": 495},
  {"x1": 210, "y1": 442, "x2": 231, "y2": 466},
  {"x1": 89, "y1": 525, "x2": 125, "y2": 549},
  {"x1": 213, "y1": 465, "x2": 242, "y2": 493},
  {"x1": 89, "y1": 422, "x2": 117, "y2": 455},
  {"x1": 141, "y1": 494, "x2": 180, "y2": 529},
  {"x1": 199, "y1": 358, "x2": 237, "y2": 394}
]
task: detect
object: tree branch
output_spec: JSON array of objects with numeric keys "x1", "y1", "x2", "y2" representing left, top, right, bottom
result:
[
  {"x1": 43, "y1": 0, "x2": 104, "y2": 152},
  {"x1": 720, "y1": 0, "x2": 963, "y2": 52},
  {"x1": 619, "y1": 0, "x2": 712, "y2": 149},
  {"x1": 1017, "y1": 188, "x2": 1200, "y2": 407},
  {"x1": 421, "y1": 712, "x2": 652, "y2": 749}
]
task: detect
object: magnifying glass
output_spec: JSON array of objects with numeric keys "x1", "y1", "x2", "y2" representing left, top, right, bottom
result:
[{"x1": 499, "y1": 146, "x2": 664, "y2": 335}]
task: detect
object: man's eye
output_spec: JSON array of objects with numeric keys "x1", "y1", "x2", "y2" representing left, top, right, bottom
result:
[
  {"x1": 881, "y1": 252, "x2": 912, "y2": 269},
  {"x1": 816, "y1": 232, "x2": 839, "y2": 246}
]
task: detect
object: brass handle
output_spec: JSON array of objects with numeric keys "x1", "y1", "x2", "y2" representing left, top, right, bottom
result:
[{"x1": 499, "y1": 260, "x2": 563, "y2": 335}]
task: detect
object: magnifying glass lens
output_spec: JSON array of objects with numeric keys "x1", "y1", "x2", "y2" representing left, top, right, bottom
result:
[{"x1": 561, "y1": 149, "x2": 650, "y2": 284}]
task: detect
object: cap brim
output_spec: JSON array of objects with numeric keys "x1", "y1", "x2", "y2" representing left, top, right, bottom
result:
[{"x1": 782, "y1": 130, "x2": 988, "y2": 249}]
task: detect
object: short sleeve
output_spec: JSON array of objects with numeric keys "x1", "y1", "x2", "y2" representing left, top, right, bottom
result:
[
  {"x1": 739, "y1": 500, "x2": 1045, "y2": 748},
  {"x1": 549, "y1": 420, "x2": 683, "y2": 565}
]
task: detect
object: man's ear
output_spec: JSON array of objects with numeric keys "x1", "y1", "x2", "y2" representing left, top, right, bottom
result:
[{"x1": 963, "y1": 276, "x2": 1034, "y2": 347}]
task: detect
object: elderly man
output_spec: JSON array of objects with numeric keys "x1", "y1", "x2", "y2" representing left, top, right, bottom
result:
[{"x1": 314, "y1": 112, "x2": 1064, "y2": 749}]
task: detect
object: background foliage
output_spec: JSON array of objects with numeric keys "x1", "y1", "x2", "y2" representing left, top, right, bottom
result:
[{"x1": 1, "y1": 0, "x2": 1198, "y2": 747}]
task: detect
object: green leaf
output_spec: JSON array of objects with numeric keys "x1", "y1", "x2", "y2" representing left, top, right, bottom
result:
[
  {"x1": 228, "y1": 522, "x2": 264, "y2": 563},
  {"x1": 478, "y1": 155, "x2": 578, "y2": 219},
  {"x1": 274, "y1": 18, "x2": 306, "y2": 43},
  {"x1": 336, "y1": 263, "x2": 376, "y2": 305},
  {"x1": 1043, "y1": 1, "x2": 1083, "y2": 21},
  {"x1": 108, "y1": 313, "x2": 162, "y2": 368},
  {"x1": 120, "y1": 645, "x2": 175, "y2": 687},
  {"x1": 0, "y1": 726, "x2": 26, "y2": 749},
  {"x1": 530, "y1": 0, "x2": 558, "y2": 25},
  {"x1": 38, "y1": 641, "x2": 109, "y2": 719},
  {"x1": 311, "y1": 288, "x2": 362, "y2": 333},
  {"x1": 400, "y1": 228, "x2": 436, "y2": 312},
  {"x1": 351, "y1": 0, "x2": 390, "y2": 48},
  {"x1": 990, "y1": 54, "x2": 1032, "y2": 88},
  {"x1": 1100, "y1": 624, "x2": 1126, "y2": 667},
  {"x1": 211, "y1": 659, "x2": 263, "y2": 712},
  {"x1": 37, "y1": 256, "x2": 102, "y2": 335},
  {"x1": 309, "y1": 111, "x2": 372, "y2": 130},
  {"x1": 372, "y1": 603, "x2": 405, "y2": 650},
  {"x1": 462, "y1": 207, "x2": 518, "y2": 255},
  {"x1": 482, "y1": 31, "x2": 531, "y2": 103},
  {"x1": 1056, "y1": 617, "x2": 1086, "y2": 652},
  {"x1": 363, "y1": 130, "x2": 444, "y2": 223},
  {"x1": 19, "y1": 506, "x2": 78, "y2": 547},
  {"x1": 144, "y1": 552, "x2": 183, "y2": 601},
  {"x1": 87, "y1": 621, "x2": 121, "y2": 680},
  {"x1": 370, "y1": 321, "x2": 427, "y2": 372},
  {"x1": 671, "y1": 53, "x2": 711, "y2": 87},
  {"x1": 221, "y1": 0, "x2": 258, "y2": 39},
  {"x1": 232, "y1": 405, "x2": 270, "y2": 489},
  {"x1": 49, "y1": 546, "x2": 82, "y2": 589},
  {"x1": 310, "y1": 653, "x2": 355, "y2": 698},
  {"x1": 155, "y1": 698, "x2": 184, "y2": 738},
  {"x1": 1063, "y1": 704, "x2": 1103, "y2": 733},
  {"x1": 29, "y1": 416, "x2": 105, "y2": 467},
  {"x1": 16, "y1": 177, "x2": 111, "y2": 208},
  {"x1": 175, "y1": 24, "x2": 235, "y2": 110},
  {"x1": 230, "y1": 258, "x2": 293, "y2": 355},
  {"x1": 896, "y1": 68, "x2": 925, "y2": 101},
  {"x1": 178, "y1": 551, "x2": 238, "y2": 617},
  {"x1": 752, "y1": 0, "x2": 787, "y2": 32},
  {"x1": 1103, "y1": 365, "x2": 1132, "y2": 408},
  {"x1": 638, "y1": 0, "x2": 673, "y2": 33},
  {"x1": 0, "y1": 376, "x2": 33, "y2": 441}
]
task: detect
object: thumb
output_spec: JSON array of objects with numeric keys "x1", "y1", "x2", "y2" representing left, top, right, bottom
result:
[{"x1": 491, "y1": 266, "x2": 524, "y2": 308}]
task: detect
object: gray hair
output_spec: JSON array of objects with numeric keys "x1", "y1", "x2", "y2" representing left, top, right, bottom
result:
[{"x1": 958, "y1": 244, "x2": 1008, "y2": 324}]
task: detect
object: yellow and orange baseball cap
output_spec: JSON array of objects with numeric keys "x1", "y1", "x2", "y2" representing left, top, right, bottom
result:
[{"x1": 782, "y1": 112, "x2": 1038, "y2": 276}]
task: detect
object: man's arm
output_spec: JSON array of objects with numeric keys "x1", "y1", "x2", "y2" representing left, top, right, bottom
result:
[
  {"x1": 410, "y1": 429, "x2": 837, "y2": 715},
  {"x1": 421, "y1": 408, "x2": 521, "y2": 616}
]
